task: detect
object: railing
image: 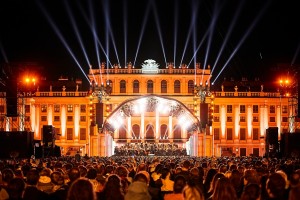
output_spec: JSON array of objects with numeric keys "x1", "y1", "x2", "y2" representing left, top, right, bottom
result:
[
  {"x1": 89, "y1": 68, "x2": 211, "y2": 75},
  {"x1": 214, "y1": 91, "x2": 281, "y2": 97}
]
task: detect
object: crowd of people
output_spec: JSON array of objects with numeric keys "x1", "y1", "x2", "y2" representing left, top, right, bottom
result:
[
  {"x1": 114, "y1": 143, "x2": 187, "y2": 156},
  {"x1": 0, "y1": 154, "x2": 299, "y2": 200}
]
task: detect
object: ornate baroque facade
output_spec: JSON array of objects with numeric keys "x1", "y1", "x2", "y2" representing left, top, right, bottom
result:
[{"x1": 0, "y1": 60, "x2": 296, "y2": 157}]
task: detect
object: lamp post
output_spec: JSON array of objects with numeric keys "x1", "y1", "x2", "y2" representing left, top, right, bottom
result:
[{"x1": 194, "y1": 83, "x2": 211, "y2": 103}]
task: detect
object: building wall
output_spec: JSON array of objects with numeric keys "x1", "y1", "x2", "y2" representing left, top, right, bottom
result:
[{"x1": 0, "y1": 65, "x2": 295, "y2": 157}]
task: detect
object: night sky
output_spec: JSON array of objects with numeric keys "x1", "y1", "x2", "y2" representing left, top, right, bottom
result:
[{"x1": 0, "y1": 0, "x2": 299, "y2": 85}]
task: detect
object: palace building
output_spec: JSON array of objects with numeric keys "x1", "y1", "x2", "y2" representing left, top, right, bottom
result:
[{"x1": 0, "y1": 60, "x2": 298, "y2": 157}]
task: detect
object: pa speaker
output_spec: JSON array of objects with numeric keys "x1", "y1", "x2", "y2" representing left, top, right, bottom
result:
[
  {"x1": 266, "y1": 127, "x2": 278, "y2": 145},
  {"x1": 6, "y1": 97, "x2": 18, "y2": 117},
  {"x1": 200, "y1": 103, "x2": 208, "y2": 128},
  {"x1": 43, "y1": 125, "x2": 55, "y2": 145},
  {"x1": 96, "y1": 103, "x2": 104, "y2": 127}
]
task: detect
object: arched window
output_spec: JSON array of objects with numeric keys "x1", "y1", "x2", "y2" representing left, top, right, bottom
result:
[
  {"x1": 106, "y1": 80, "x2": 113, "y2": 94},
  {"x1": 160, "y1": 124, "x2": 168, "y2": 139},
  {"x1": 133, "y1": 80, "x2": 139, "y2": 93},
  {"x1": 161, "y1": 80, "x2": 167, "y2": 93},
  {"x1": 132, "y1": 124, "x2": 140, "y2": 139},
  {"x1": 120, "y1": 80, "x2": 126, "y2": 93},
  {"x1": 173, "y1": 124, "x2": 182, "y2": 141},
  {"x1": 146, "y1": 124, "x2": 154, "y2": 142},
  {"x1": 147, "y1": 80, "x2": 154, "y2": 93},
  {"x1": 188, "y1": 80, "x2": 194, "y2": 94},
  {"x1": 119, "y1": 126, "x2": 126, "y2": 141},
  {"x1": 174, "y1": 80, "x2": 180, "y2": 93}
]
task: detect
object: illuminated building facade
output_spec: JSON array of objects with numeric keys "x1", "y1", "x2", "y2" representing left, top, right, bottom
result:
[{"x1": 0, "y1": 60, "x2": 297, "y2": 157}]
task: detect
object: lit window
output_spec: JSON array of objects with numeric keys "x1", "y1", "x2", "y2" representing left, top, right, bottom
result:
[
  {"x1": 227, "y1": 105, "x2": 232, "y2": 113},
  {"x1": 67, "y1": 105, "x2": 73, "y2": 112},
  {"x1": 253, "y1": 105, "x2": 259, "y2": 113},
  {"x1": 80, "y1": 105, "x2": 86, "y2": 113},
  {"x1": 41, "y1": 105, "x2": 47, "y2": 112},
  {"x1": 54, "y1": 105, "x2": 60, "y2": 112}
]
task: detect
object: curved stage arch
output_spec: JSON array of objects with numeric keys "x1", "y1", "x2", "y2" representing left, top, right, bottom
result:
[{"x1": 100, "y1": 95, "x2": 203, "y2": 156}]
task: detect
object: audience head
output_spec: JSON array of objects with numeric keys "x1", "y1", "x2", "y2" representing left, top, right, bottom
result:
[
  {"x1": 173, "y1": 175, "x2": 187, "y2": 193},
  {"x1": 266, "y1": 172, "x2": 286, "y2": 199},
  {"x1": 240, "y1": 183, "x2": 261, "y2": 200},
  {"x1": 68, "y1": 167, "x2": 81, "y2": 183},
  {"x1": 66, "y1": 178, "x2": 96, "y2": 200},
  {"x1": 212, "y1": 177, "x2": 237, "y2": 200},
  {"x1": 183, "y1": 181, "x2": 204, "y2": 200},
  {"x1": 7, "y1": 177, "x2": 25, "y2": 199},
  {"x1": 26, "y1": 168, "x2": 40, "y2": 185}
]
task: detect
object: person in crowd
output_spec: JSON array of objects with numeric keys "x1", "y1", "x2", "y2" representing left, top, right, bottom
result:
[
  {"x1": 160, "y1": 167, "x2": 174, "y2": 196},
  {"x1": 37, "y1": 168, "x2": 53, "y2": 194},
  {"x1": 182, "y1": 180, "x2": 204, "y2": 200},
  {"x1": 164, "y1": 175, "x2": 186, "y2": 200},
  {"x1": 98, "y1": 174, "x2": 124, "y2": 200},
  {"x1": 210, "y1": 177, "x2": 238, "y2": 200},
  {"x1": 289, "y1": 184, "x2": 300, "y2": 200},
  {"x1": 189, "y1": 167, "x2": 204, "y2": 193},
  {"x1": 240, "y1": 183, "x2": 261, "y2": 200},
  {"x1": 23, "y1": 169, "x2": 49, "y2": 200},
  {"x1": 86, "y1": 168, "x2": 100, "y2": 193},
  {"x1": 207, "y1": 173, "x2": 225, "y2": 199},
  {"x1": 66, "y1": 178, "x2": 97, "y2": 200},
  {"x1": 6, "y1": 177, "x2": 25, "y2": 200},
  {"x1": 203, "y1": 168, "x2": 217, "y2": 198},
  {"x1": 125, "y1": 172, "x2": 151, "y2": 200},
  {"x1": 266, "y1": 172, "x2": 287, "y2": 200},
  {"x1": 115, "y1": 165, "x2": 131, "y2": 194}
]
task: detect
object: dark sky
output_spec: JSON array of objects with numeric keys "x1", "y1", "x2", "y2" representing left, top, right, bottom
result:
[{"x1": 0, "y1": 0, "x2": 299, "y2": 85}]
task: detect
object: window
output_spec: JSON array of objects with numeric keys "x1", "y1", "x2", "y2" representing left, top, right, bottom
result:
[
  {"x1": 227, "y1": 116, "x2": 232, "y2": 122},
  {"x1": 227, "y1": 105, "x2": 232, "y2": 113},
  {"x1": 253, "y1": 128, "x2": 259, "y2": 140},
  {"x1": 188, "y1": 80, "x2": 194, "y2": 94},
  {"x1": 227, "y1": 128, "x2": 233, "y2": 140},
  {"x1": 67, "y1": 105, "x2": 73, "y2": 112},
  {"x1": 67, "y1": 116, "x2": 73, "y2": 122},
  {"x1": 67, "y1": 128, "x2": 73, "y2": 140},
  {"x1": 54, "y1": 116, "x2": 60, "y2": 122},
  {"x1": 0, "y1": 105, "x2": 4, "y2": 113},
  {"x1": 253, "y1": 116, "x2": 259, "y2": 122},
  {"x1": 54, "y1": 105, "x2": 60, "y2": 112},
  {"x1": 214, "y1": 116, "x2": 220, "y2": 122},
  {"x1": 80, "y1": 105, "x2": 86, "y2": 113},
  {"x1": 282, "y1": 117, "x2": 288, "y2": 122},
  {"x1": 282, "y1": 105, "x2": 288, "y2": 113},
  {"x1": 240, "y1": 128, "x2": 246, "y2": 140},
  {"x1": 174, "y1": 80, "x2": 180, "y2": 93},
  {"x1": 240, "y1": 105, "x2": 246, "y2": 113},
  {"x1": 270, "y1": 117, "x2": 275, "y2": 122},
  {"x1": 240, "y1": 116, "x2": 246, "y2": 122},
  {"x1": 133, "y1": 80, "x2": 139, "y2": 93},
  {"x1": 80, "y1": 128, "x2": 86, "y2": 140},
  {"x1": 253, "y1": 105, "x2": 259, "y2": 113},
  {"x1": 41, "y1": 105, "x2": 47, "y2": 112},
  {"x1": 120, "y1": 80, "x2": 126, "y2": 93},
  {"x1": 80, "y1": 116, "x2": 86, "y2": 122},
  {"x1": 25, "y1": 105, "x2": 30, "y2": 113},
  {"x1": 161, "y1": 80, "x2": 167, "y2": 93},
  {"x1": 106, "y1": 80, "x2": 113, "y2": 94},
  {"x1": 214, "y1": 128, "x2": 220, "y2": 140},
  {"x1": 25, "y1": 116, "x2": 30, "y2": 122},
  {"x1": 270, "y1": 105, "x2": 275, "y2": 113},
  {"x1": 214, "y1": 105, "x2": 219, "y2": 113},
  {"x1": 41, "y1": 116, "x2": 47, "y2": 121},
  {"x1": 55, "y1": 128, "x2": 60, "y2": 140},
  {"x1": 147, "y1": 80, "x2": 154, "y2": 93}
]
